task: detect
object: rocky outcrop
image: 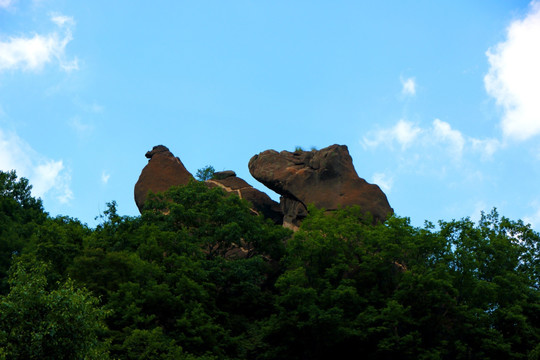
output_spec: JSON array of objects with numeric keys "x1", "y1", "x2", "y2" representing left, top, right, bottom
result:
[
  {"x1": 135, "y1": 144, "x2": 393, "y2": 230},
  {"x1": 248, "y1": 144, "x2": 393, "y2": 226},
  {"x1": 134, "y1": 145, "x2": 194, "y2": 212},
  {"x1": 134, "y1": 146, "x2": 282, "y2": 224},
  {"x1": 205, "y1": 171, "x2": 283, "y2": 224}
]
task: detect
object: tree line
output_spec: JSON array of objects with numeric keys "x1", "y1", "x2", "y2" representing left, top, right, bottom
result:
[{"x1": 0, "y1": 170, "x2": 539, "y2": 359}]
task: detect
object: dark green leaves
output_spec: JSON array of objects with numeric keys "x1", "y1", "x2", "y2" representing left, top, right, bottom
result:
[
  {"x1": 0, "y1": 258, "x2": 109, "y2": 360},
  {"x1": 0, "y1": 170, "x2": 538, "y2": 359},
  {"x1": 263, "y1": 207, "x2": 540, "y2": 359}
]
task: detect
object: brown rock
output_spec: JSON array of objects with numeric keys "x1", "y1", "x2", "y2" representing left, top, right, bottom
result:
[
  {"x1": 248, "y1": 144, "x2": 393, "y2": 223},
  {"x1": 134, "y1": 146, "x2": 283, "y2": 224},
  {"x1": 134, "y1": 145, "x2": 194, "y2": 212},
  {"x1": 206, "y1": 174, "x2": 283, "y2": 224},
  {"x1": 213, "y1": 170, "x2": 236, "y2": 180},
  {"x1": 280, "y1": 196, "x2": 308, "y2": 231}
]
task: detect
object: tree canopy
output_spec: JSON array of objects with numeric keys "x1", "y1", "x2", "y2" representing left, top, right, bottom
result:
[
  {"x1": 0, "y1": 258, "x2": 109, "y2": 360},
  {"x1": 0, "y1": 170, "x2": 538, "y2": 359}
]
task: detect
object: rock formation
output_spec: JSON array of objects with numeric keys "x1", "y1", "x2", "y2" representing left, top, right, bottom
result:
[
  {"x1": 135, "y1": 144, "x2": 393, "y2": 231},
  {"x1": 134, "y1": 145, "x2": 194, "y2": 212},
  {"x1": 134, "y1": 145, "x2": 282, "y2": 223},
  {"x1": 206, "y1": 171, "x2": 283, "y2": 224},
  {"x1": 248, "y1": 144, "x2": 393, "y2": 227}
]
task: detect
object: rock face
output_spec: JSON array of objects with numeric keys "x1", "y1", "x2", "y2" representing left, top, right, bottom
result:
[
  {"x1": 206, "y1": 171, "x2": 283, "y2": 224},
  {"x1": 248, "y1": 144, "x2": 393, "y2": 226},
  {"x1": 134, "y1": 146, "x2": 282, "y2": 224},
  {"x1": 134, "y1": 145, "x2": 194, "y2": 212}
]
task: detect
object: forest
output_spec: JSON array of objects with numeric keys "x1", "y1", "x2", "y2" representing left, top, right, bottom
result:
[{"x1": 0, "y1": 169, "x2": 539, "y2": 359}]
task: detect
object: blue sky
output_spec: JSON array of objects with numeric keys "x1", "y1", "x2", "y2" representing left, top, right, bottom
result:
[{"x1": 1, "y1": 0, "x2": 540, "y2": 229}]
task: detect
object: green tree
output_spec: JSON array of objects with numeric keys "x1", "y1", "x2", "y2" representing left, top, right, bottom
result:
[
  {"x1": 0, "y1": 170, "x2": 43, "y2": 215},
  {"x1": 67, "y1": 182, "x2": 290, "y2": 359},
  {"x1": 260, "y1": 206, "x2": 540, "y2": 359},
  {"x1": 5, "y1": 168, "x2": 537, "y2": 359},
  {"x1": 195, "y1": 166, "x2": 215, "y2": 181},
  {"x1": 143, "y1": 181, "x2": 289, "y2": 260},
  {"x1": 141, "y1": 182, "x2": 290, "y2": 357},
  {"x1": 437, "y1": 210, "x2": 540, "y2": 359},
  {"x1": 121, "y1": 327, "x2": 184, "y2": 359},
  {"x1": 0, "y1": 170, "x2": 47, "y2": 294},
  {"x1": 0, "y1": 258, "x2": 110, "y2": 360}
]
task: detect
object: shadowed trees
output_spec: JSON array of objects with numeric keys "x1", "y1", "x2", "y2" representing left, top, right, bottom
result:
[{"x1": 0, "y1": 170, "x2": 538, "y2": 359}]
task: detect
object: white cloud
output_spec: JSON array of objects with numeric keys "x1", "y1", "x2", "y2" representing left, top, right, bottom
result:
[
  {"x1": 362, "y1": 119, "x2": 422, "y2": 150},
  {"x1": 524, "y1": 206, "x2": 540, "y2": 229},
  {"x1": 394, "y1": 120, "x2": 422, "y2": 148},
  {"x1": 89, "y1": 103, "x2": 104, "y2": 113},
  {"x1": 401, "y1": 77, "x2": 416, "y2": 96},
  {"x1": 50, "y1": 14, "x2": 74, "y2": 27},
  {"x1": 69, "y1": 116, "x2": 94, "y2": 138},
  {"x1": 0, "y1": 128, "x2": 73, "y2": 203},
  {"x1": 101, "y1": 171, "x2": 110, "y2": 184},
  {"x1": 33, "y1": 160, "x2": 73, "y2": 203},
  {"x1": 432, "y1": 119, "x2": 465, "y2": 157},
  {"x1": 484, "y1": 1, "x2": 540, "y2": 141},
  {"x1": 470, "y1": 138, "x2": 500, "y2": 159},
  {"x1": 362, "y1": 118, "x2": 498, "y2": 160},
  {"x1": 372, "y1": 172, "x2": 393, "y2": 192},
  {"x1": 0, "y1": 13, "x2": 78, "y2": 72},
  {"x1": 71, "y1": 98, "x2": 105, "y2": 113},
  {"x1": 0, "y1": 0, "x2": 13, "y2": 8}
]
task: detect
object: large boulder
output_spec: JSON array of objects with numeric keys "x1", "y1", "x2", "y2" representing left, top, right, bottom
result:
[
  {"x1": 248, "y1": 144, "x2": 393, "y2": 225},
  {"x1": 134, "y1": 145, "x2": 194, "y2": 212}
]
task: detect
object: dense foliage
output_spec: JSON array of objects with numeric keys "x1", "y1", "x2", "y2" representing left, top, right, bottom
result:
[
  {"x1": 0, "y1": 259, "x2": 109, "y2": 360},
  {"x1": 0, "y1": 170, "x2": 539, "y2": 359}
]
